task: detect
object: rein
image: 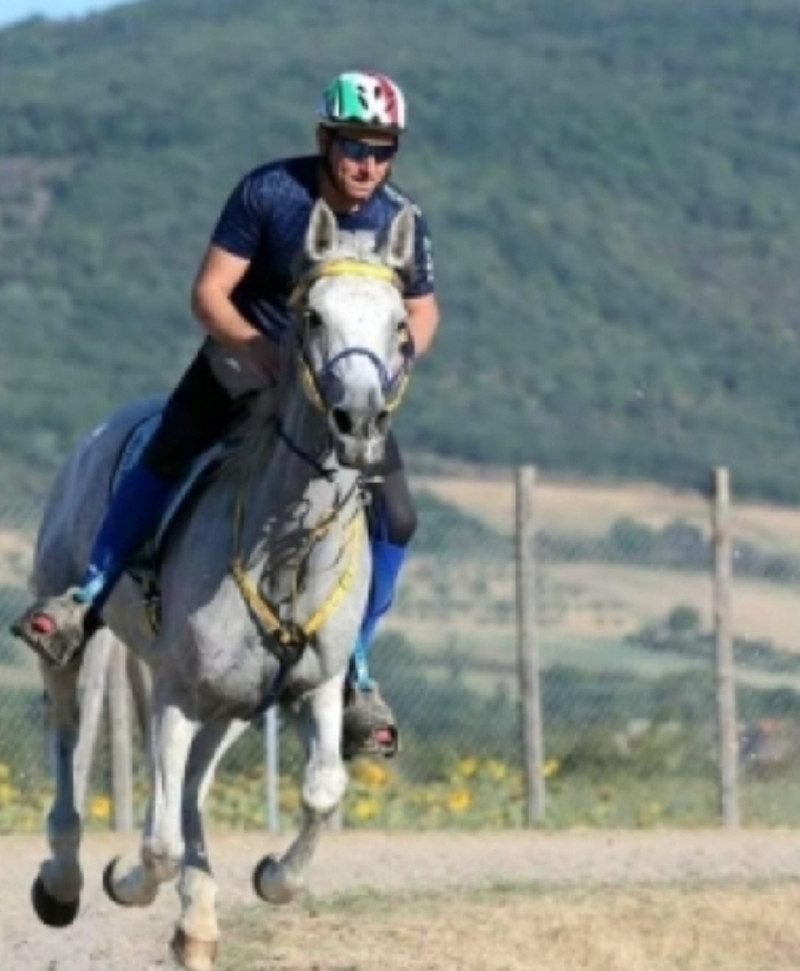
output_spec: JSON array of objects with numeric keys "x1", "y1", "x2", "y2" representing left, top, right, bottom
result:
[{"x1": 276, "y1": 422, "x2": 335, "y2": 481}]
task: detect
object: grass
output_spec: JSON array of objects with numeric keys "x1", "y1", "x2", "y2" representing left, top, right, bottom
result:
[
  {"x1": 415, "y1": 472, "x2": 800, "y2": 555},
  {"x1": 218, "y1": 878, "x2": 800, "y2": 971}
]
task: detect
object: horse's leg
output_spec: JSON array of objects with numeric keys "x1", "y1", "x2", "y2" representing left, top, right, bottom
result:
[
  {"x1": 171, "y1": 717, "x2": 249, "y2": 971},
  {"x1": 32, "y1": 653, "x2": 84, "y2": 927},
  {"x1": 254, "y1": 675, "x2": 347, "y2": 904},
  {"x1": 104, "y1": 687, "x2": 198, "y2": 908}
]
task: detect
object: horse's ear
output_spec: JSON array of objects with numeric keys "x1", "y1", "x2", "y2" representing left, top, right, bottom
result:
[
  {"x1": 383, "y1": 205, "x2": 416, "y2": 272},
  {"x1": 305, "y1": 199, "x2": 339, "y2": 261}
]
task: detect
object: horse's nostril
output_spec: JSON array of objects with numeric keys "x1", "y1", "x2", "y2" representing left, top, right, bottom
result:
[{"x1": 332, "y1": 408, "x2": 353, "y2": 435}]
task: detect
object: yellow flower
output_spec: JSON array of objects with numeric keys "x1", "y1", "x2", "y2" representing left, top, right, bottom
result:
[
  {"x1": 485, "y1": 759, "x2": 508, "y2": 781},
  {"x1": 89, "y1": 795, "x2": 111, "y2": 821},
  {"x1": 350, "y1": 760, "x2": 389, "y2": 788},
  {"x1": 352, "y1": 798, "x2": 380, "y2": 821},
  {"x1": 636, "y1": 800, "x2": 663, "y2": 828},
  {"x1": 542, "y1": 758, "x2": 560, "y2": 779},
  {"x1": 0, "y1": 782, "x2": 17, "y2": 805},
  {"x1": 455, "y1": 757, "x2": 478, "y2": 779},
  {"x1": 447, "y1": 788, "x2": 472, "y2": 813}
]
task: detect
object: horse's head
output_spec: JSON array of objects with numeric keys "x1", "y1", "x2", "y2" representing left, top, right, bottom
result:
[{"x1": 288, "y1": 199, "x2": 416, "y2": 468}]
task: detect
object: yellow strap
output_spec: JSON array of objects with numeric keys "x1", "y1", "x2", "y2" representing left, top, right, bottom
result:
[
  {"x1": 231, "y1": 556, "x2": 284, "y2": 640},
  {"x1": 297, "y1": 511, "x2": 363, "y2": 635},
  {"x1": 385, "y1": 369, "x2": 410, "y2": 412},
  {"x1": 308, "y1": 259, "x2": 401, "y2": 288},
  {"x1": 230, "y1": 492, "x2": 363, "y2": 648},
  {"x1": 289, "y1": 258, "x2": 402, "y2": 310}
]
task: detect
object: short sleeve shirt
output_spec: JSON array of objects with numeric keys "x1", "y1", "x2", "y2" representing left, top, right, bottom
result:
[{"x1": 210, "y1": 155, "x2": 435, "y2": 341}]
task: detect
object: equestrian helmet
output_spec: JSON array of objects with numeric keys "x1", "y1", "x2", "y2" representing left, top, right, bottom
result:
[{"x1": 318, "y1": 71, "x2": 407, "y2": 134}]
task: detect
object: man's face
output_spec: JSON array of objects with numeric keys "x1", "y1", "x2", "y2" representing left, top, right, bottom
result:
[{"x1": 320, "y1": 126, "x2": 399, "y2": 202}]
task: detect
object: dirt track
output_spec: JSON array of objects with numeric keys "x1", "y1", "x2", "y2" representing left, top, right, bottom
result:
[{"x1": 3, "y1": 828, "x2": 800, "y2": 970}]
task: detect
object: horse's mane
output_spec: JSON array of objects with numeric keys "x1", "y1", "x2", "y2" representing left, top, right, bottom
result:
[
  {"x1": 216, "y1": 383, "x2": 282, "y2": 487},
  {"x1": 215, "y1": 323, "x2": 303, "y2": 488}
]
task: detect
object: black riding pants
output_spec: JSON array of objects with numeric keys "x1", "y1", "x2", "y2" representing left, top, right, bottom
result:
[{"x1": 142, "y1": 341, "x2": 417, "y2": 547}]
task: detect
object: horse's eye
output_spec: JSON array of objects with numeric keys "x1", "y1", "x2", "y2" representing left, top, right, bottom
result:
[{"x1": 306, "y1": 309, "x2": 323, "y2": 330}]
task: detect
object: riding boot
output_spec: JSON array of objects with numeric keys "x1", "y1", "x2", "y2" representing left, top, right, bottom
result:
[
  {"x1": 342, "y1": 538, "x2": 406, "y2": 760},
  {"x1": 10, "y1": 460, "x2": 174, "y2": 666}
]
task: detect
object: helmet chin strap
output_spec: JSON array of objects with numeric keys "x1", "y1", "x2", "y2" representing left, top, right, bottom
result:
[{"x1": 321, "y1": 143, "x2": 341, "y2": 193}]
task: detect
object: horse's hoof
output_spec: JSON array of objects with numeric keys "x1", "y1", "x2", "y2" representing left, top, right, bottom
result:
[
  {"x1": 171, "y1": 926, "x2": 219, "y2": 971},
  {"x1": 102, "y1": 856, "x2": 130, "y2": 906},
  {"x1": 252, "y1": 854, "x2": 296, "y2": 905},
  {"x1": 31, "y1": 875, "x2": 79, "y2": 927}
]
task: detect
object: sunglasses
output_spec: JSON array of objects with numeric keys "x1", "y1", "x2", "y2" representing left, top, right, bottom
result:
[{"x1": 334, "y1": 135, "x2": 398, "y2": 163}]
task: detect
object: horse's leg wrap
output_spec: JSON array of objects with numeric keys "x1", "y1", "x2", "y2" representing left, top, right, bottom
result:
[
  {"x1": 342, "y1": 680, "x2": 399, "y2": 759},
  {"x1": 10, "y1": 591, "x2": 94, "y2": 667}
]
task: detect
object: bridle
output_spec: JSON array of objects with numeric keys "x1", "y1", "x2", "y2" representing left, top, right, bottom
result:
[{"x1": 288, "y1": 259, "x2": 415, "y2": 416}]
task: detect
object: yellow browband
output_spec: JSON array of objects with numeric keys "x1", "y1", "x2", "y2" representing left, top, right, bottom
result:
[
  {"x1": 305, "y1": 259, "x2": 402, "y2": 288},
  {"x1": 289, "y1": 259, "x2": 402, "y2": 308}
]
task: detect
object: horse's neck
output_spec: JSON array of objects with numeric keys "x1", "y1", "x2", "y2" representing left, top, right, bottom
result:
[{"x1": 238, "y1": 380, "x2": 361, "y2": 558}]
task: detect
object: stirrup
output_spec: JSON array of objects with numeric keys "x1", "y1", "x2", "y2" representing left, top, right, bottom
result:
[
  {"x1": 342, "y1": 681, "x2": 400, "y2": 760},
  {"x1": 9, "y1": 590, "x2": 94, "y2": 667}
]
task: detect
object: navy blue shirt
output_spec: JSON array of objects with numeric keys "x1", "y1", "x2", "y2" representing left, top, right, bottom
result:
[{"x1": 210, "y1": 155, "x2": 435, "y2": 341}]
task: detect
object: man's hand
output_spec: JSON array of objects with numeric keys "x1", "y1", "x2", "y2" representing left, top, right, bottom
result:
[{"x1": 244, "y1": 334, "x2": 280, "y2": 380}]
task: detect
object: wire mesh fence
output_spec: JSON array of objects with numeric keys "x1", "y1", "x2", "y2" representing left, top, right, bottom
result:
[{"x1": 3, "y1": 469, "x2": 800, "y2": 833}]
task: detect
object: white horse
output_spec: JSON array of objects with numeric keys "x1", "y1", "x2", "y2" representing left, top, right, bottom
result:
[{"x1": 26, "y1": 198, "x2": 416, "y2": 971}]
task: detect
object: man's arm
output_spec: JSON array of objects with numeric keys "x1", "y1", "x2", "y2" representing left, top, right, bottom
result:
[
  {"x1": 191, "y1": 244, "x2": 279, "y2": 377},
  {"x1": 404, "y1": 292, "x2": 440, "y2": 358}
]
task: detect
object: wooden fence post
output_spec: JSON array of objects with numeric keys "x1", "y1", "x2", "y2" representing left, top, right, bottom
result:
[
  {"x1": 515, "y1": 465, "x2": 545, "y2": 824},
  {"x1": 712, "y1": 466, "x2": 739, "y2": 827}
]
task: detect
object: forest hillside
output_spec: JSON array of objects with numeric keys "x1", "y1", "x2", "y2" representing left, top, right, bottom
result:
[{"x1": 0, "y1": 0, "x2": 797, "y2": 501}]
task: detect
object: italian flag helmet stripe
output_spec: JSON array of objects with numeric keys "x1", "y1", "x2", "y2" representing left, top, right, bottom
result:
[{"x1": 367, "y1": 72, "x2": 402, "y2": 126}]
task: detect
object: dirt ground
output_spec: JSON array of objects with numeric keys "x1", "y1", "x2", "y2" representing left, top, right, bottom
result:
[{"x1": 3, "y1": 828, "x2": 800, "y2": 970}]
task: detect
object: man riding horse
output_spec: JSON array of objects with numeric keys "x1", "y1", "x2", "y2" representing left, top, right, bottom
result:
[{"x1": 12, "y1": 69, "x2": 440, "y2": 759}]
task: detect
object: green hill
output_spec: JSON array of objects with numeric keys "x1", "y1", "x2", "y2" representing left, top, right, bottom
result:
[{"x1": 1, "y1": 0, "x2": 799, "y2": 501}]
